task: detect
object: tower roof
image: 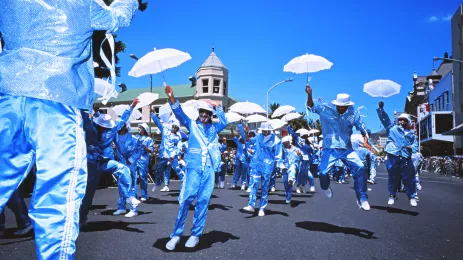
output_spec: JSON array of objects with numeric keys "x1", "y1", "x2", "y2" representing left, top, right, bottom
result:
[{"x1": 200, "y1": 47, "x2": 227, "y2": 69}]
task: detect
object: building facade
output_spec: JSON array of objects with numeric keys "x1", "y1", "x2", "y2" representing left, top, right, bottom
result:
[{"x1": 450, "y1": 5, "x2": 463, "y2": 154}]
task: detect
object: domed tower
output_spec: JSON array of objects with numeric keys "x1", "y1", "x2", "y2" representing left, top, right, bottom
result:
[{"x1": 195, "y1": 47, "x2": 230, "y2": 108}]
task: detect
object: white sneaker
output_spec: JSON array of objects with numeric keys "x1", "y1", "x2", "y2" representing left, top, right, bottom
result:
[
  {"x1": 231, "y1": 184, "x2": 236, "y2": 189},
  {"x1": 246, "y1": 187, "x2": 251, "y2": 193},
  {"x1": 296, "y1": 188, "x2": 301, "y2": 194},
  {"x1": 124, "y1": 211, "x2": 138, "y2": 218},
  {"x1": 139, "y1": 197, "x2": 146, "y2": 202},
  {"x1": 242, "y1": 205, "x2": 255, "y2": 212},
  {"x1": 185, "y1": 236, "x2": 199, "y2": 248},
  {"x1": 270, "y1": 187, "x2": 276, "y2": 192},
  {"x1": 113, "y1": 209, "x2": 127, "y2": 216},
  {"x1": 285, "y1": 200, "x2": 291, "y2": 204},
  {"x1": 160, "y1": 186, "x2": 170, "y2": 192},
  {"x1": 309, "y1": 186, "x2": 315, "y2": 192},
  {"x1": 241, "y1": 185, "x2": 245, "y2": 191},
  {"x1": 258, "y1": 210, "x2": 265, "y2": 217},
  {"x1": 387, "y1": 197, "x2": 395, "y2": 205},
  {"x1": 410, "y1": 198, "x2": 418, "y2": 207},
  {"x1": 127, "y1": 197, "x2": 141, "y2": 205},
  {"x1": 151, "y1": 185, "x2": 157, "y2": 192},
  {"x1": 325, "y1": 187, "x2": 333, "y2": 198},
  {"x1": 416, "y1": 184, "x2": 422, "y2": 191},
  {"x1": 166, "y1": 236, "x2": 180, "y2": 251},
  {"x1": 219, "y1": 181, "x2": 225, "y2": 189},
  {"x1": 359, "y1": 200, "x2": 370, "y2": 211}
]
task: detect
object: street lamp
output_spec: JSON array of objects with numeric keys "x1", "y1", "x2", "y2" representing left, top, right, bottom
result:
[
  {"x1": 130, "y1": 53, "x2": 153, "y2": 136},
  {"x1": 433, "y1": 56, "x2": 463, "y2": 63},
  {"x1": 266, "y1": 78, "x2": 293, "y2": 118}
]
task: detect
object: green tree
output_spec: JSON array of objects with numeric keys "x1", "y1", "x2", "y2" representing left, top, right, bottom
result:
[{"x1": 94, "y1": 0, "x2": 148, "y2": 79}]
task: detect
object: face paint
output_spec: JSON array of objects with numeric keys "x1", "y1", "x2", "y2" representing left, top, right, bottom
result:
[
  {"x1": 283, "y1": 142, "x2": 291, "y2": 148},
  {"x1": 199, "y1": 109, "x2": 212, "y2": 124},
  {"x1": 398, "y1": 118, "x2": 409, "y2": 128},
  {"x1": 171, "y1": 125, "x2": 179, "y2": 133},
  {"x1": 336, "y1": 105, "x2": 349, "y2": 115}
]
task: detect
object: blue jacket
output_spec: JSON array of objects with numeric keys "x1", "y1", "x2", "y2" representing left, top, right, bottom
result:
[
  {"x1": 115, "y1": 131, "x2": 142, "y2": 165},
  {"x1": 151, "y1": 113, "x2": 181, "y2": 159},
  {"x1": 136, "y1": 135, "x2": 153, "y2": 164},
  {"x1": 99, "y1": 108, "x2": 133, "y2": 160},
  {"x1": 82, "y1": 112, "x2": 103, "y2": 164},
  {"x1": 280, "y1": 146, "x2": 302, "y2": 170},
  {"x1": 287, "y1": 126, "x2": 313, "y2": 161},
  {"x1": 170, "y1": 100, "x2": 228, "y2": 171},
  {"x1": 234, "y1": 137, "x2": 248, "y2": 162},
  {"x1": 377, "y1": 108, "x2": 418, "y2": 158},
  {"x1": 0, "y1": 0, "x2": 138, "y2": 110},
  {"x1": 249, "y1": 133, "x2": 283, "y2": 175},
  {"x1": 309, "y1": 103, "x2": 367, "y2": 149}
]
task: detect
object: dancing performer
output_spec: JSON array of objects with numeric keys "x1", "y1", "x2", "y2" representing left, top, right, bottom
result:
[
  {"x1": 287, "y1": 125, "x2": 315, "y2": 193},
  {"x1": 280, "y1": 136, "x2": 302, "y2": 203}
]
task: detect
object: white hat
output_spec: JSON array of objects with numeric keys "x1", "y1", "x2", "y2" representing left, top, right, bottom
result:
[
  {"x1": 282, "y1": 136, "x2": 292, "y2": 143},
  {"x1": 258, "y1": 122, "x2": 274, "y2": 131},
  {"x1": 197, "y1": 101, "x2": 215, "y2": 113},
  {"x1": 398, "y1": 113, "x2": 411, "y2": 122},
  {"x1": 138, "y1": 123, "x2": 150, "y2": 134},
  {"x1": 332, "y1": 94, "x2": 354, "y2": 106},
  {"x1": 93, "y1": 114, "x2": 115, "y2": 129}
]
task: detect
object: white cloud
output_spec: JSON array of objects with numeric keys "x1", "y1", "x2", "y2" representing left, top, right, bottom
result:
[
  {"x1": 428, "y1": 16, "x2": 439, "y2": 22},
  {"x1": 441, "y1": 15, "x2": 452, "y2": 21}
]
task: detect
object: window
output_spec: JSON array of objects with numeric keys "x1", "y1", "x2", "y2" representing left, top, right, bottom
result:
[
  {"x1": 212, "y1": 79, "x2": 221, "y2": 94},
  {"x1": 223, "y1": 81, "x2": 227, "y2": 95},
  {"x1": 213, "y1": 87, "x2": 220, "y2": 94},
  {"x1": 446, "y1": 91, "x2": 449, "y2": 105},
  {"x1": 430, "y1": 104, "x2": 434, "y2": 111},
  {"x1": 213, "y1": 79, "x2": 221, "y2": 87},
  {"x1": 152, "y1": 106, "x2": 160, "y2": 115},
  {"x1": 202, "y1": 79, "x2": 209, "y2": 93}
]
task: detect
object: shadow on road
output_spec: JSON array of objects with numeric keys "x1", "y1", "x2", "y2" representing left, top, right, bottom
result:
[
  {"x1": 276, "y1": 193, "x2": 313, "y2": 198},
  {"x1": 81, "y1": 221, "x2": 155, "y2": 233},
  {"x1": 90, "y1": 204, "x2": 108, "y2": 210},
  {"x1": 267, "y1": 199, "x2": 306, "y2": 208},
  {"x1": 370, "y1": 205, "x2": 419, "y2": 216},
  {"x1": 101, "y1": 210, "x2": 152, "y2": 216},
  {"x1": 165, "y1": 193, "x2": 218, "y2": 199},
  {"x1": 0, "y1": 237, "x2": 34, "y2": 246},
  {"x1": 188, "y1": 204, "x2": 233, "y2": 211},
  {"x1": 295, "y1": 221, "x2": 378, "y2": 239},
  {"x1": 239, "y1": 209, "x2": 289, "y2": 218},
  {"x1": 152, "y1": 231, "x2": 240, "y2": 252}
]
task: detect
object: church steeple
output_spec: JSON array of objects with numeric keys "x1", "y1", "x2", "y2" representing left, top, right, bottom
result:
[{"x1": 195, "y1": 48, "x2": 229, "y2": 98}]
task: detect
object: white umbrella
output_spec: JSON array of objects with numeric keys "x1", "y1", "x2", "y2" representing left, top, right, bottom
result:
[
  {"x1": 271, "y1": 105, "x2": 296, "y2": 118},
  {"x1": 229, "y1": 101, "x2": 266, "y2": 114},
  {"x1": 282, "y1": 112, "x2": 302, "y2": 122},
  {"x1": 128, "y1": 48, "x2": 192, "y2": 84},
  {"x1": 134, "y1": 92, "x2": 159, "y2": 110},
  {"x1": 363, "y1": 79, "x2": 401, "y2": 98},
  {"x1": 308, "y1": 129, "x2": 320, "y2": 134},
  {"x1": 268, "y1": 119, "x2": 287, "y2": 130},
  {"x1": 94, "y1": 78, "x2": 118, "y2": 104},
  {"x1": 157, "y1": 103, "x2": 173, "y2": 123},
  {"x1": 226, "y1": 112, "x2": 244, "y2": 123},
  {"x1": 245, "y1": 114, "x2": 268, "y2": 123},
  {"x1": 284, "y1": 54, "x2": 333, "y2": 82},
  {"x1": 112, "y1": 104, "x2": 143, "y2": 120},
  {"x1": 296, "y1": 128, "x2": 311, "y2": 136}
]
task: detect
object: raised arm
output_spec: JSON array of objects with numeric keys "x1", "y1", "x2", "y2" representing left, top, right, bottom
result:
[
  {"x1": 166, "y1": 86, "x2": 191, "y2": 131},
  {"x1": 214, "y1": 105, "x2": 228, "y2": 133},
  {"x1": 150, "y1": 111, "x2": 164, "y2": 132},
  {"x1": 90, "y1": 0, "x2": 139, "y2": 32},
  {"x1": 115, "y1": 98, "x2": 138, "y2": 130},
  {"x1": 305, "y1": 84, "x2": 314, "y2": 108},
  {"x1": 376, "y1": 101, "x2": 394, "y2": 131}
]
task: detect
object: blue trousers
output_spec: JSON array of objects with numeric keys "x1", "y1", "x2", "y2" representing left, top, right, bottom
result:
[
  {"x1": 283, "y1": 166, "x2": 297, "y2": 201},
  {"x1": 297, "y1": 160, "x2": 314, "y2": 187},
  {"x1": 80, "y1": 158, "x2": 136, "y2": 220},
  {"x1": 386, "y1": 154, "x2": 416, "y2": 198},
  {"x1": 215, "y1": 163, "x2": 226, "y2": 184},
  {"x1": 248, "y1": 167, "x2": 256, "y2": 189},
  {"x1": 233, "y1": 160, "x2": 249, "y2": 185},
  {"x1": 248, "y1": 169, "x2": 271, "y2": 209},
  {"x1": 0, "y1": 189, "x2": 31, "y2": 230},
  {"x1": 137, "y1": 158, "x2": 150, "y2": 199},
  {"x1": 164, "y1": 159, "x2": 184, "y2": 186},
  {"x1": 269, "y1": 169, "x2": 277, "y2": 189},
  {"x1": 0, "y1": 94, "x2": 87, "y2": 260},
  {"x1": 318, "y1": 148, "x2": 368, "y2": 202},
  {"x1": 171, "y1": 166, "x2": 215, "y2": 237}
]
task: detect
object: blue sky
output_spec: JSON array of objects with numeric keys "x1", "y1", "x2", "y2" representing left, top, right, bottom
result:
[{"x1": 116, "y1": 0, "x2": 460, "y2": 132}]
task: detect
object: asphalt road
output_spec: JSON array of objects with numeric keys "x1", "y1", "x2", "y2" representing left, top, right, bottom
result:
[{"x1": 1, "y1": 165, "x2": 463, "y2": 260}]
